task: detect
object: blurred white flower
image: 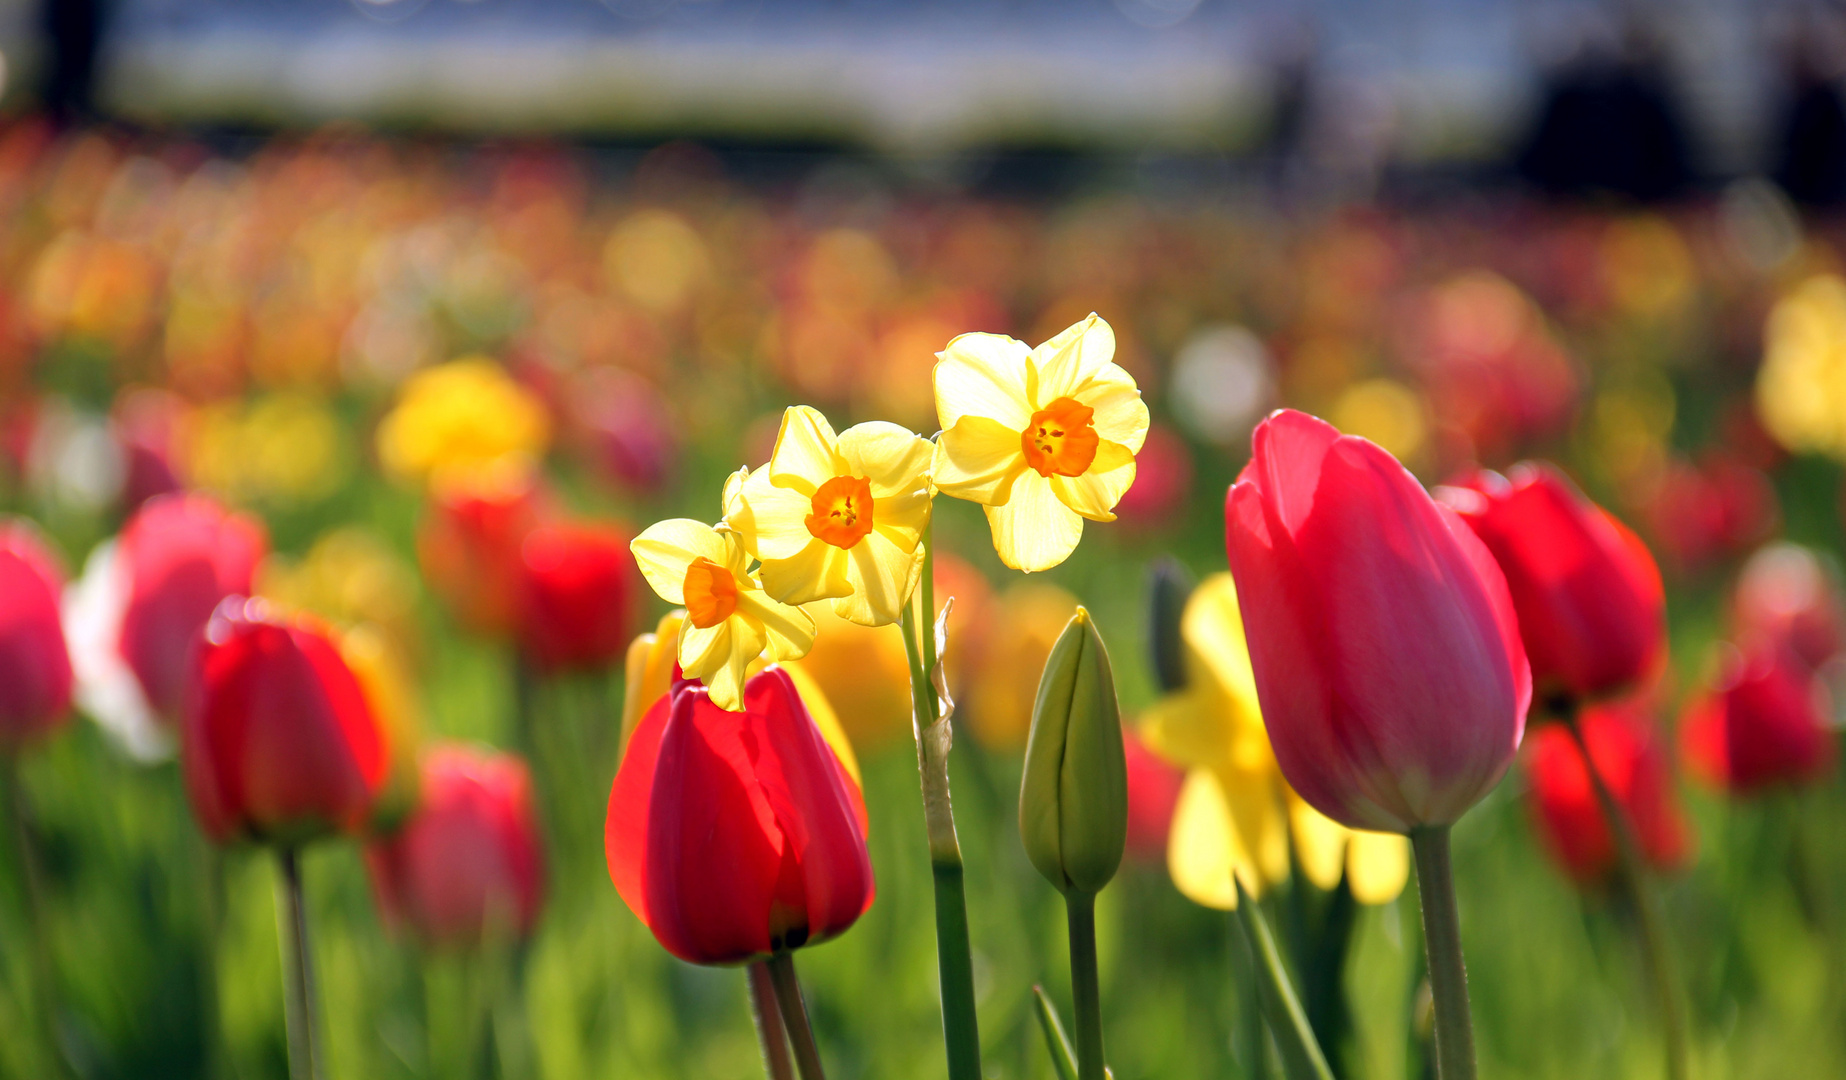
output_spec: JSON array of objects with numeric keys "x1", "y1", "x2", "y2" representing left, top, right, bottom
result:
[
  {"x1": 1168, "y1": 325, "x2": 1274, "y2": 446},
  {"x1": 62, "y1": 541, "x2": 172, "y2": 763}
]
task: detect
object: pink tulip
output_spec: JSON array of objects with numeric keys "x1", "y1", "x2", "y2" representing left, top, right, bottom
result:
[
  {"x1": 1224, "y1": 409, "x2": 1530, "y2": 832},
  {"x1": 0, "y1": 519, "x2": 72, "y2": 749}
]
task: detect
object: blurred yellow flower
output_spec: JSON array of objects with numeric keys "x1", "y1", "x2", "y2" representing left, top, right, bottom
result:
[
  {"x1": 1142, "y1": 573, "x2": 1408, "y2": 908},
  {"x1": 375, "y1": 357, "x2": 549, "y2": 485},
  {"x1": 1758, "y1": 274, "x2": 1846, "y2": 461},
  {"x1": 338, "y1": 625, "x2": 423, "y2": 833},
  {"x1": 964, "y1": 582, "x2": 1079, "y2": 752},
  {"x1": 782, "y1": 603, "x2": 914, "y2": 754},
  {"x1": 186, "y1": 393, "x2": 351, "y2": 506},
  {"x1": 629, "y1": 520, "x2": 813, "y2": 711},
  {"x1": 933, "y1": 314, "x2": 1148, "y2": 572},
  {"x1": 724, "y1": 406, "x2": 934, "y2": 626},
  {"x1": 257, "y1": 526, "x2": 421, "y2": 655}
]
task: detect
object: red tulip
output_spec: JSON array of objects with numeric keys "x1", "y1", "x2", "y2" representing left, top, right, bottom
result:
[
  {"x1": 117, "y1": 493, "x2": 267, "y2": 721},
  {"x1": 1733, "y1": 543, "x2": 1846, "y2": 673},
  {"x1": 1224, "y1": 409, "x2": 1530, "y2": 832},
  {"x1": 1123, "y1": 727, "x2": 1183, "y2": 862},
  {"x1": 0, "y1": 519, "x2": 72, "y2": 749},
  {"x1": 1526, "y1": 703, "x2": 1690, "y2": 884},
  {"x1": 1115, "y1": 423, "x2": 1194, "y2": 531},
  {"x1": 1682, "y1": 645, "x2": 1835, "y2": 794},
  {"x1": 417, "y1": 468, "x2": 549, "y2": 637},
  {"x1": 183, "y1": 599, "x2": 389, "y2": 845},
  {"x1": 1440, "y1": 464, "x2": 1664, "y2": 704},
  {"x1": 605, "y1": 667, "x2": 873, "y2": 965},
  {"x1": 517, "y1": 522, "x2": 635, "y2": 673},
  {"x1": 367, "y1": 744, "x2": 545, "y2": 947}
]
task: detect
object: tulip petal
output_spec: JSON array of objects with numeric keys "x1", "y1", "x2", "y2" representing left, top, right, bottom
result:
[
  {"x1": 837, "y1": 422, "x2": 935, "y2": 500},
  {"x1": 984, "y1": 471, "x2": 1084, "y2": 573},
  {"x1": 935, "y1": 333, "x2": 1033, "y2": 431},
  {"x1": 835, "y1": 532, "x2": 923, "y2": 627},
  {"x1": 1049, "y1": 441, "x2": 1136, "y2": 522},
  {"x1": 606, "y1": 693, "x2": 672, "y2": 928},
  {"x1": 769, "y1": 406, "x2": 843, "y2": 495},
  {"x1": 934, "y1": 416, "x2": 1029, "y2": 505},
  {"x1": 759, "y1": 541, "x2": 852, "y2": 608},
  {"x1": 1346, "y1": 831, "x2": 1411, "y2": 905},
  {"x1": 632, "y1": 520, "x2": 729, "y2": 605},
  {"x1": 1030, "y1": 314, "x2": 1116, "y2": 405}
]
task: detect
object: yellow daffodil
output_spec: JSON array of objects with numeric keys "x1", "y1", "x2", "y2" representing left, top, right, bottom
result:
[
  {"x1": 629, "y1": 521, "x2": 813, "y2": 711},
  {"x1": 375, "y1": 357, "x2": 550, "y2": 486},
  {"x1": 1758, "y1": 274, "x2": 1846, "y2": 461},
  {"x1": 932, "y1": 314, "x2": 1148, "y2": 572},
  {"x1": 1143, "y1": 573, "x2": 1408, "y2": 908},
  {"x1": 724, "y1": 406, "x2": 934, "y2": 627}
]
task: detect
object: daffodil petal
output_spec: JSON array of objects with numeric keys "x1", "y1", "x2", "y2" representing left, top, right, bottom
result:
[
  {"x1": 678, "y1": 621, "x2": 733, "y2": 682},
  {"x1": 1168, "y1": 769, "x2": 1244, "y2": 909},
  {"x1": 837, "y1": 422, "x2": 935, "y2": 499},
  {"x1": 1030, "y1": 314, "x2": 1117, "y2": 405},
  {"x1": 721, "y1": 465, "x2": 754, "y2": 518},
  {"x1": 1183, "y1": 574, "x2": 1264, "y2": 730},
  {"x1": 870, "y1": 486, "x2": 931, "y2": 553},
  {"x1": 1219, "y1": 763, "x2": 1290, "y2": 889},
  {"x1": 1139, "y1": 687, "x2": 1234, "y2": 770},
  {"x1": 1079, "y1": 373, "x2": 1150, "y2": 453},
  {"x1": 736, "y1": 591, "x2": 815, "y2": 661},
  {"x1": 1049, "y1": 441, "x2": 1136, "y2": 523},
  {"x1": 983, "y1": 470, "x2": 1083, "y2": 573},
  {"x1": 758, "y1": 540, "x2": 852, "y2": 607},
  {"x1": 731, "y1": 472, "x2": 819, "y2": 561},
  {"x1": 934, "y1": 416, "x2": 1028, "y2": 505},
  {"x1": 1347, "y1": 831, "x2": 1411, "y2": 905},
  {"x1": 935, "y1": 332, "x2": 1033, "y2": 431},
  {"x1": 631, "y1": 519, "x2": 729, "y2": 604},
  {"x1": 835, "y1": 531, "x2": 923, "y2": 626},
  {"x1": 1287, "y1": 791, "x2": 1350, "y2": 892},
  {"x1": 769, "y1": 406, "x2": 843, "y2": 494}
]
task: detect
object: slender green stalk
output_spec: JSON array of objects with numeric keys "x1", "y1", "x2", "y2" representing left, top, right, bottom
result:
[
  {"x1": 766, "y1": 953, "x2": 826, "y2": 1080},
  {"x1": 1064, "y1": 892, "x2": 1106, "y2": 1080},
  {"x1": 1564, "y1": 717, "x2": 1690, "y2": 1080},
  {"x1": 1409, "y1": 826, "x2": 1475, "y2": 1080},
  {"x1": 1231, "y1": 879, "x2": 1333, "y2": 1080},
  {"x1": 899, "y1": 540, "x2": 983, "y2": 1080},
  {"x1": 4, "y1": 754, "x2": 68, "y2": 1079},
  {"x1": 1224, "y1": 905, "x2": 1268, "y2": 1080},
  {"x1": 275, "y1": 848, "x2": 324, "y2": 1080},
  {"x1": 748, "y1": 962, "x2": 796, "y2": 1080},
  {"x1": 1031, "y1": 985, "x2": 1079, "y2": 1080}
]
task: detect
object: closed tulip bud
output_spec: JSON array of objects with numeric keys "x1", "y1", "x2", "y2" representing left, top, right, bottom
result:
[
  {"x1": 1020, "y1": 608, "x2": 1129, "y2": 896},
  {"x1": 1226, "y1": 410, "x2": 1530, "y2": 832},
  {"x1": 0, "y1": 519, "x2": 73, "y2": 749},
  {"x1": 1526, "y1": 703, "x2": 1691, "y2": 885},
  {"x1": 605, "y1": 667, "x2": 873, "y2": 965},
  {"x1": 183, "y1": 599, "x2": 389, "y2": 846},
  {"x1": 1682, "y1": 645, "x2": 1835, "y2": 794},
  {"x1": 367, "y1": 744, "x2": 545, "y2": 948},
  {"x1": 516, "y1": 521, "x2": 636, "y2": 673},
  {"x1": 1440, "y1": 464, "x2": 1665, "y2": 704}
]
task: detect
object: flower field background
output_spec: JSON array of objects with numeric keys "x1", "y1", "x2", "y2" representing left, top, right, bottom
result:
[{"x1": 3, "y1": 120, "x2": 1846, "y2": 1079}]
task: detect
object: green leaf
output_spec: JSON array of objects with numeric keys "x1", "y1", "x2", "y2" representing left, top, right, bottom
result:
[{"x1": 1232, "y1": 878, "x2": 1335, "y2": 1080}]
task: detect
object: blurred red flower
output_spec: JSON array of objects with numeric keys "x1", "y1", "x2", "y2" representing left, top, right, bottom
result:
[
  {"x1": 417, "y1": 469, "x2": 549, "y2": 637},
  {"x1": 0, "y1": 518, "x2": 72, "y2": 749},
  {"x1": 516, "y1": 521, "x2": 635, "y2": 673},
  {"x1": 1682, "y1": 645, "x2": 1836, "y2": 794},
  {"x1": 1526, "y1": 702, "x2": 1690, "y2": 884},
  {"x1": 1123, "y1": 727, "x2": 1183, "y2": 863},
  {"x1": 1732, "y1": 543, "x2": 1846, "y2": 673}
]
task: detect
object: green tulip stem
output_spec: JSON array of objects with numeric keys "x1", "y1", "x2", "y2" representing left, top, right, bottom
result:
[
  {"x1": 1564, "y1": 716, "x2": 1690, "y2": 1080},
  {"x1": 766, "y1": 953, "x2": 827, "y2": 1080},
  {"x1": 1410, "y1": 826, "x2": 1476, "y2": 1080},
  {"x1": 900, "y1": 530, "x2": 984, "y2": 1080},
  {"x1": 275, "y1": 848, "x2": 325, "y2": 1080},
  {"x1": 748, "y1": 961, "x2": 796, "y2": 1080},
  {"x1": 1064, "y1": 892, "x2": 1107, "y2": 1080},
  {"x1": 4, "y1": 754, "x2": 68, "y2": 1080}
]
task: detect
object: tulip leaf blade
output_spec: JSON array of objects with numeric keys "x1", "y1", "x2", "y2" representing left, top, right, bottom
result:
[
  {"x1": 1032, "y1": 985, "x2": 1079, "y2": 1080},
  {"x1": 1231, "y1": 877, "x2": 1335, "y2": 1080}
]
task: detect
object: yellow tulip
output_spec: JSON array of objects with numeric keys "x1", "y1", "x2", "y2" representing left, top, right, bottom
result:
[
  {"x1": 724, "y1": 406, "x2": 935, "y2": 627},
  {"x1": 932, "y1": 314, "x2": 1149, "y2": 572},
  {"x1": 629, "y1": 520, "x2": 813, "y2": 711},
  {"x1": 375, "y1": 357, "x2": 550, "y2": 486},
  {"x1": 1145, "y1": 573, "x2": 1408, "y2": 907},
  {"x1": 1758, "y1": 274, "x2": 1846, "y2": 461}
]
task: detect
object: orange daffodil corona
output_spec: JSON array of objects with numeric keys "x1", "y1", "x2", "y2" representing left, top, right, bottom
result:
[
  {"x1": 933, "y1": 314, "x2": 1150, "y2": 572},
  {"x1": 628, "y1": 314, "x2": 1147, "y2": 710}
]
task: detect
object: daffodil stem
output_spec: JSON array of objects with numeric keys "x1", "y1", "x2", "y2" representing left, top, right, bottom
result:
[
  {"x1": 1564, "y1": 716, "x2": 1690, "y2": 1080},
  {"x1": 275, "y1": 847, "x2": 325, "y2": 1080},
  {"x1": 900, "y1": 542, "x2": 983, "y2": 1080},
  {"x1": 766, "y1": 953, "x2": 826, "y2": 1080},
  {"x1": 1064, "y1": 892, "x2": 1107, "y2": 1080},
  {"x1": 748, "y1": 962, "x2": 796, "y2": 1080},
  {"x1": 1410, "y1": 826, "x2": 1475, "y2": 1080}
]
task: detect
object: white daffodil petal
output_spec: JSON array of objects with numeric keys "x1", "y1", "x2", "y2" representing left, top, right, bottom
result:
[
  {"x1": 631, "y1": 519, "x2": 729, "y2": 604},
  {"x1": 935, "y1": 333, "x2": 1033, "y2": 431},
  {"x1": 733, "y1": 473, "x2": 820, "y2": 561},
  {"x1": 983, "y1": 470, "x2": 1084, "y2": 573},
  {"x1": 737, "y1": 591, "x2": 815, "y2": 661},
  {"x1": 933, "y1": 416, "x2": 1028, "y2": 504},
  {"x1": 1032, "y1": 314, "x2": 1117, "y2": 404},
  {"x1": 769, "y1": 406, "x2": 843, "y2": 493},
  {"x1": 1048, "y1": 441, "x2": 1136, "y2": 523},
  {"x1": 837, "y1": 422, "x2": 935, "y2": 499},
  {"x1": 1079, "y1": 373, "x2": 1150, "y2": 453},
  {"x1": 758, "y1": 541, "x2": 852, "y2": 607},
  {"x1": 836, "y1": 532, "x2": 923, "y2": 626}
]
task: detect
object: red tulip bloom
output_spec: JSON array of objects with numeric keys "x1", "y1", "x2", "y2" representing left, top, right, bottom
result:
[
  {"x1": 183, "y1": 599, "x2": 389, "y2": 845},
  {"x1": 517, "y1": 522, "x2": 635, "y2": 672},
  {"x1": 1526, "y1": 703, "x2": 1690, "y2": 884},
  {"x1": 116, "y1": 494, "x2": 267, "y2": 721},
  {"x1": 1733, "y1": 543, "x2": 1846, "y2": 673},
  {"x1": 605, "y1": 667, "x2": 873, "y2": 966},
  {"x1": 418, "y1": 470, "x2": 551, "y2": 637},
  {"x1": 0, "y1": 519, "x2": 73, "y2": 749},
  {"x1": 1224, "y1": 409, "x2": 1530, "y2": 832},
  {"x1": 367, "y1": 744, "x2": 545, "y2": 947},
  {"x1": 1682, "y1": 645, "x2": 1835, "y2": 794},
  {"x1": 1123, "y1": 727, "x2": 1184, "y2": 862},
  {"x1": 1440, "y1": 464, "x2": 1665, "y2": 704}
]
